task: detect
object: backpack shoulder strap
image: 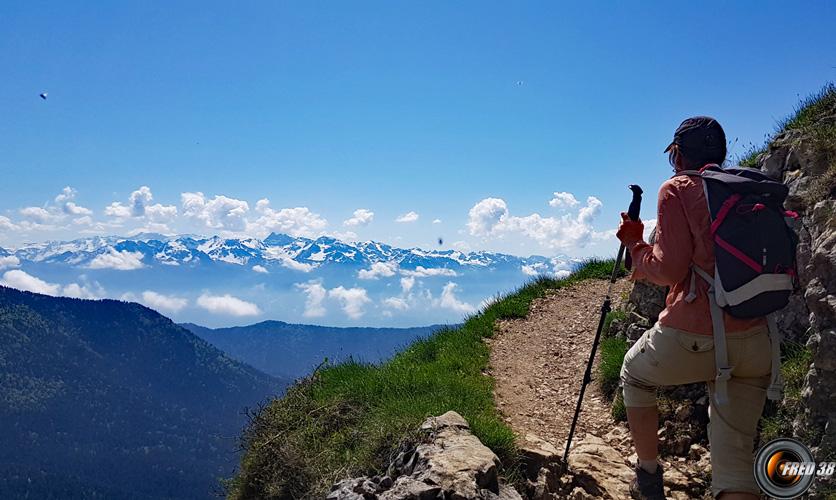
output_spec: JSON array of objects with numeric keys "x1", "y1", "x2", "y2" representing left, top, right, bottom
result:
[
  {"x1": 691, "y1": 265, "x2": 734, "y2": 406},
  {"x1": 691, "y1": 265, "x2": 784, "y2": 404},
  {"x1": 673, "y1": 169, "x2": 704, "y2": 178}
]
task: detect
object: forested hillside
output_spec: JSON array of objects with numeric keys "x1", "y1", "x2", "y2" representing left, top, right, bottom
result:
[
  {"x1": 0, "y1": 286, "x2": 280, "y2": 499},
  {"x1": 183, "y1": 320, "x2": 447, "y2": 380}
]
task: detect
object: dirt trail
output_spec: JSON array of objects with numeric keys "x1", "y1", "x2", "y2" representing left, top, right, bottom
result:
[
  {"x1": 489, "y1": 278, "x2": 631, "y2": 450},
  {"x1": 489, "y1": 278, "x2": 710, "y2": 499}
]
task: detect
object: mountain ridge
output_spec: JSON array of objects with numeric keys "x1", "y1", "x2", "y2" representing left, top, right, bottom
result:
[
  {"x1": 182, "y1": 320, "x2": 450, "y2": 381},
  {"x1": 0, "y1": 285, "x2": 281, "y2": 498},
  {"x1": 3, "y1": 231, "x2": 573, "y2": 272}
]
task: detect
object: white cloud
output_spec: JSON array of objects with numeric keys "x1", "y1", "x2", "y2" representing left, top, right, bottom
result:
[
  {"x1": 55, "y1": 187, "x2": 93, "y2": 215},
  {"x1": 19, "y1": 186, "x2": 94, "y2": 225},
  {"x1": 395, "y1": 211, "x2": 419, "y2": 223},
  {"x1": 577, "y1": 196, "x2": 603, "y2": 224},
  {"x1": 19, "y1": 206, "x2": 55, "y2": 223},
  {"x1": 295, "y1": 280, "x2": 327, "y2": 318},
  {"x1": 280, "y1": 258, "x2": 315, "y2": 272},
  {"x1": 250, "y1": 199, "x2": 327, "y2": 237},
  {"x1": 400, "y1": 276, "x2": 415, "y2": 294},
  {"x1": 139, "y1": 290, "x2": 188, "y2": 313},
  {"x1": 436, "y1": 282, "x2": 476, "y2": 314},
  {"x1": 252, "y1": 264, "x2": 269, "y2": 274},
  {"x1": 182, "y1": 192, "x2": 250, "y2": 230},
  {"x1": 64, "y1": 202, "x2": 92, "y2": 215},
  {"x1": 103, "y1": 187, "x2": 175, "y2": 226},
  {"x1": 197, "y1": 293, "x2": 261, "y2": 316},
  {"x1": 104, "y1": 202, "x2": 132, "y2": 218},
  {"x1": 555, "y1": 269, "x2": 571, "y2": 279},
  {"x1": 1, "y1": 270, "x2": 60, "y2": 295},
  {"x1": 328, "y1": 286, "x2": 372, "y2": 319},
  {"x1": 643, "y1": 218, "x2": 658, "y2": 240},
  {"x1": 0, "y1": 256, "x2": 20, "y2": 270},
  {"x1": 467, "y1": 198, "x2": 508, "y2": 236},
  {"x1": 549, "y1": 191, "x2": 580, "y2": 209},
  {"x1": 1, "y1": 270, "x2": 105, "y2": 299},
  {"x1": 358, "y1": 261, "x2": 398, "y2": 280},
  {"x1": 87, "y1": 249, "x2": 145, "y2": 270},
  {"x1": 592, "y1": 228, "x2": 617, "y2": 241},
  {"x1": 382, "y1": 297, "x2": 409, "y2": 310},
  {"x1": 62, "y1": 282, "x2": 104, "y2": 299},
  {"x1": 129, "y1": 186, "x2": 154, "y2": 216},
  {"x1": 401, "y1": 266, "x2": 457, "y2": 278},
  {"x1": 521, "y1": 262, "x2": 548, "y2": 276},
  {"x1": 264, "y1": 247, "x2": 316, "y2": 272},
  {"x1": 343, "y1": 208, "x2": 375, "y2": 227},
  {"x1": 467, "y1": 194, "x2": 603, "y2": 250},
  {"x1": 451, "y1": 240, "x2": 471, "y2": 252},
  {"x1": 432, "y1": 218, "x2": 442, "y2": 224},
  {"x1": 145, "y1": 203, "x2": 178, "y2": 222},
  {"x1": 0, "y1": 216, "x2": 20, "y2": 231},
  {"x1": 15, "y1": 274, "x2": 101, "y2": 300}
]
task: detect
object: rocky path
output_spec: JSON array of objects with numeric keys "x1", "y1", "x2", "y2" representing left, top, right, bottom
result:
[
  {"x1": 489, "y1": 278, "x2": 709, "y2": 499},
  {"x1": 489, "y1": 278, "x2": 630, "y2": 448}
]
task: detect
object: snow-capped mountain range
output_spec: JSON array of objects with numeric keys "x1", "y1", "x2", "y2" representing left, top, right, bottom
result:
[{"x1": 0, "y1": 233, "x2": 582, "y2": 327}]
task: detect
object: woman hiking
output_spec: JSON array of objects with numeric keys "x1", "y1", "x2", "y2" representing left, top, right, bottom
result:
[{"x1": 616, "y1": 117, "x2": 773, "y2": 500}]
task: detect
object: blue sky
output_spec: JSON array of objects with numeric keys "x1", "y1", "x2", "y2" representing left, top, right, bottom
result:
[{"x1": 2, "y1": 1, "x2": 834, "y2": 257}]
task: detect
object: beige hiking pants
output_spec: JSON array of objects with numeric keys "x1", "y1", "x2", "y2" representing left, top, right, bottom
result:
[{"x1": 620, "y1": 322, "x2": 772, "y2": 497}]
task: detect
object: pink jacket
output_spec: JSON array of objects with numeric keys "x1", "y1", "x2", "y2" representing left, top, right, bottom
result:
[{"x1": 628, "y1": 173, "x2": 766, "y2": 336}]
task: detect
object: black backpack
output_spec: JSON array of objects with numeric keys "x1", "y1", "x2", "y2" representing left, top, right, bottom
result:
[
  {"x1": 679, "y1": 164, "x2": 799, "y2": 403},
  {"x1": 682, "y1": 165, "x2": 799, "y2": 316}
]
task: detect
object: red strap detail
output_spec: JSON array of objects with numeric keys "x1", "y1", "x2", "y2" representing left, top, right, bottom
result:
[
  {"x1": 752, "y1": 203, "x2": 766, "y2": 212},
  {"x1": 715, "y1": 235, "x2": 763, "y2": 273},
  {"x1": 710, "y1": 194, "x2": 742, "y2": 235},
  {"x1": 784, "y1": 210, "x2": 799, "y2": 219}
]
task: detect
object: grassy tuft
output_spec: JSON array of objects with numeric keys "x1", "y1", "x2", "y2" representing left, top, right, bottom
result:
[
  {"x1": 226, "y1": 258, "x2": 616, "y2": 499},
  {"x1": 611, "y1": 390, "x2": 627, "y2": 422},
  {"x1": 735, "y1": 83, "x2": 836, "y2": 169},
  {"x1": 759, "y1": 342, "x2": 812, "y2": 444},
  {"x1": 598, "y1": 336, "x2": 629, "y2": 398}
]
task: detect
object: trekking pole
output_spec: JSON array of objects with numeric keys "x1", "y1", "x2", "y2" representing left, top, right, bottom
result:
[{"x1": 561, "y1": 184, "x2": 643, "y2": 471}]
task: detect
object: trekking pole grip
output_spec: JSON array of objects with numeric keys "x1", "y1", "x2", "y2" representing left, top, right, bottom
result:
[
  {"x1": 624, "y1": 184, "x2": 643, "y2": 270},
  {"x1": 627, "y1": 184, "x2": 643, "y2": 221}
]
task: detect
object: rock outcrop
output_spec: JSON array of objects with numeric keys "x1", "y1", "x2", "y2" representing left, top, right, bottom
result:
[
  {"x1": 328, "y1": 411, "x2": 522, "y2": 500},
  {"x1": 756, "y1": 118, "x2": 836, "y2": 464}
]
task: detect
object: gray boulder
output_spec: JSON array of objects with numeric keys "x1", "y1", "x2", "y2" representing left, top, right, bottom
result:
[{"x1": 329, "y1": 411, "x2": 522, "y2": 500}]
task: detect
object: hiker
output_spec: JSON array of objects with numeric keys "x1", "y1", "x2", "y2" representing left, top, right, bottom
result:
[{"x1": 616, "y1": 117, "x2": 793, "y2": 500}]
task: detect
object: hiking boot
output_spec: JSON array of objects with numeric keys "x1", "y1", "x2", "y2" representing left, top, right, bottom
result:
[{"x1": 629, "y1": 464, "x2": 665, "y2": 500}]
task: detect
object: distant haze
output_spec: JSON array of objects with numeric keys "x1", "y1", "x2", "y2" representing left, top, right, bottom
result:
[
  {"x1": 0, "y1": 232, "x2": 583, "y2": 327},
  {"x1": 183, "y1": 320, "x2": 449, "y2": 381}
]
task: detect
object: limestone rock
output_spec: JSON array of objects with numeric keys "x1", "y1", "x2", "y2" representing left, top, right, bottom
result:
[
  {"x1": 519, "y1": 433, "x2": 561, "y2": 480},
  {"x1": 568, "y1": 435, "x2": 633, "y2": 499},
  {"x1": 329, "y1": 411, "x2": 522, "y2": 500},
  {"x1": 628, "y1": 280, "x2": 666, "y2": 324}
]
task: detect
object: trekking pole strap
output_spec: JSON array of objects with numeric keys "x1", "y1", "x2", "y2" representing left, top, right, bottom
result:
[
  {"x1": 766, "y1": 314, "x2": 784, "y2": 401},
  {"x1": 692, "y1": 265, "x2": 733, "y2": 406}
]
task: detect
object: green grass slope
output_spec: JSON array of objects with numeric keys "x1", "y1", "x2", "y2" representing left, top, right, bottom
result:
[
  {"x1": 228, "y1": 259, "x2": 616, "y2": 498},
  {"x1": 738, "y1": 83, "x2": 836, "y2": 205}
]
